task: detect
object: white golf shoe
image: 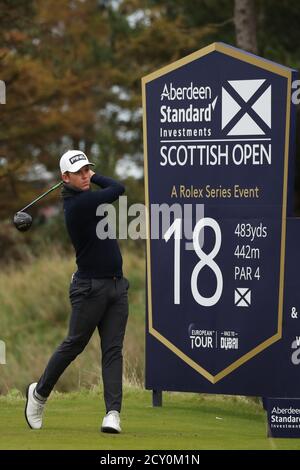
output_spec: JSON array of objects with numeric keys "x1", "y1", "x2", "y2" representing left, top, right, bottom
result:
[
  {"x1": 25, "y1": 383, "x2": 45, "y2": 429},
  {"x1": 101, "y1": 410, "x2": 121, "y2": 434}
]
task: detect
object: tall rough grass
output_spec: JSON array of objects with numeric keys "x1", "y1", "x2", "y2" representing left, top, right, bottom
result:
[{"x1": 0, "y1": 248, "x2": 145, "y2": 394}]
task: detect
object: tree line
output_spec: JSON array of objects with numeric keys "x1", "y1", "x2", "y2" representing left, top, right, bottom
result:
[{"x1": 0, "y1": 0, "x2": 299, "y2": 223}]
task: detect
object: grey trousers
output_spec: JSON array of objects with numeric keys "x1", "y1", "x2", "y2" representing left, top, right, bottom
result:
[{"x1": 36, "y1": 275, "x2": 129, "y2": 413}]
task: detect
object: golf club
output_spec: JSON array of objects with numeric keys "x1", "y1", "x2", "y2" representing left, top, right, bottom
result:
[{"x1": 13, "y1": 181, "x2": 63, "y2": 232}]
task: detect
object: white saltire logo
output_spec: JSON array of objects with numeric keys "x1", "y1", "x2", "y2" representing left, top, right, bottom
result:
[
  {"x1": 221, "y1": 79, "x2": 271, "y2": 135},
  {"x1": 234, "y1": 287, "x2": 251, "y2": 307}
]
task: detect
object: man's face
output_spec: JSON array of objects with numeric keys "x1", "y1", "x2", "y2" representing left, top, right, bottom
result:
[{"x1": 62, "y1": 165, "x2": 91, "y2": 191}]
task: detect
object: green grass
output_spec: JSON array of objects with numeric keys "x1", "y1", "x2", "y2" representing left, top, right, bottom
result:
[
  {"x1": 0, "y1": 248, "x2": 145, "y2": 393},
  {"x1": 1, "y1": 387, "x2": 300, "y2": 450},
  {"x1": 1, "y1": 249, "x2": 300, "y2": 450}
]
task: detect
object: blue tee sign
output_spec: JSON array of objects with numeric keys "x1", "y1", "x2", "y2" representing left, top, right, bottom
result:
[{"x1": 142, "y1": 43, "x2": 300, "y2": 397}]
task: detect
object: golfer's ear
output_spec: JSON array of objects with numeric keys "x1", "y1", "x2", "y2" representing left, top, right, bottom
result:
[{"x1": 62, "y1": 172, "x2": 70, "y2": 183}]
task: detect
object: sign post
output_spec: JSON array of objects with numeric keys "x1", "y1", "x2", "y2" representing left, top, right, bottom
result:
[{"x1": 142, "y1": 43, "x2": 299, "y2": 403}]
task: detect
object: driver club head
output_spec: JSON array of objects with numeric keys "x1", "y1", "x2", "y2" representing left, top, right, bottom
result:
[{"x1": 13, "y1": 211, "x2": 33, "y2": 232}]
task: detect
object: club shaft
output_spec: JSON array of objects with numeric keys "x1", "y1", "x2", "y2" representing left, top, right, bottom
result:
[{"x1": 19, "y1": 181, "x2": 63, "y2": 212}]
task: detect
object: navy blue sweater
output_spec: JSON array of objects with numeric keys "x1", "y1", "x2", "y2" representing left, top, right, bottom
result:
[{"x1": 62, "y1": 174, "x2": 125, "y2": 279}]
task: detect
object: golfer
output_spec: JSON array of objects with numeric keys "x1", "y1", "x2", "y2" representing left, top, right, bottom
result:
[{"x1": 25, "y1": 150, "x2": 129, "y2": 434}]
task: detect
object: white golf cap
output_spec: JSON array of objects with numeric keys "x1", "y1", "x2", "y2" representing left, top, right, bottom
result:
[{"x1": 59, "y1": 150, "x2": 95, "y2": 174}]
